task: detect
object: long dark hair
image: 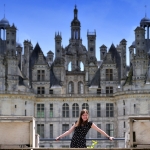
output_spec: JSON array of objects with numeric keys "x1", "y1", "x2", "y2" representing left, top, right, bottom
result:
[{"x1": 76, "y1": 109, "x2": 89, "y2": 127}]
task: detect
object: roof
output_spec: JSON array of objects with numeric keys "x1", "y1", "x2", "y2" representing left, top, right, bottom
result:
[
  {"x1": 50, "y1": 64, "x2": 60, "y2": 87},
  {"x1": 0, "y1": 16, "x2": 9, "y2": 28},
  {"x1": 140, "y1": 16, "x2": 150, "y2": 26},
  {"x1": 47, "y1": 50, "x2": 54, "y2": 54},
  {"x1": 90, "y1": 68, "x2": 100, "y2": 87}
]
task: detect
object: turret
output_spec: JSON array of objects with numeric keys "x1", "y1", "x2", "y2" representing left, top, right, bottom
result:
[
  {"x1": 47, "y1": 50, "x2": 54, "y2": 66},
  {"x1": 129, "y1": 45, "x2": 134, "y2": 65},
  {"x1": 134, "y1": 27, "x2": 145, "y2": 54},
  {"x1": 23, "y1": 40, "x2": 32, "y2": 78},
  {"x1": 16, "y1": 43, "x2": 22, "y2": 70},
  {"x1": 120, "y1": 39, "x2": 127, "y2": 80},
  {"x1": 6, "y1": 24, "x2": 17, "y2": 56},
  {"x1": 87, "y1": 30, "x2": 96, "y2": 58},
  {"x1": 100, "y1": 44, "x2": 107, "y2": 60},
  {"x1": 55, "y1": 32, "x2": 62, "y2": 58}
]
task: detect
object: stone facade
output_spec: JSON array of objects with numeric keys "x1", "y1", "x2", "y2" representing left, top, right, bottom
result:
[{"x1": 0, "y1": 6, "x2": 150, "y2": 148}]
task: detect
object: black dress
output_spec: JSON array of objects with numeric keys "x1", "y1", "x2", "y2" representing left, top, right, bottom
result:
[{"x1": 70, "y1": 121, "x2": 93, "y2": 148}]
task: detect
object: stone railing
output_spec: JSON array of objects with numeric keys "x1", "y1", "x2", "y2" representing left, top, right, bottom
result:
[{"x1": 0, "y1": 147, "x2": 150, "y2": 150}]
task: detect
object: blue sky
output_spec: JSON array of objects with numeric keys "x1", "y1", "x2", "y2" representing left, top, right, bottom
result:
[{"x1": 1, "y1": 0, "x2": 150, "y2": 65}]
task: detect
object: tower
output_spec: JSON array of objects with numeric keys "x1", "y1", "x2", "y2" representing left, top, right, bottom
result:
[
  {"x1": 55, "y1": 32, "x2": 62, "y2": 58},
  {"x1": 6, "y1": 24, "x2": 18, "y2": 91},
  {"x1": 0, "y1": 16, "x2": 9, "y2": 55},
  {"x1": 16, "y1": 43, "x2": 22, "y2": 70},
  {"x1": 120, "y1": 39, "x2": 127, "y2": 80},
  {"x1": 47, "y1": 50, "x2": 54, "y2": 66},
  {"x1": 22, "y1": 40, "x2": 33, "y2": 79},
  {"x1": 87, "y1": 30, "x2": 96, "y2": 58},
  {"x1": 100, "y1": 44, "x2": 107, "y2": 60},
  {"x1": 132, "y1": 27, "x2": 149, "y2": 84},
  {"x1": 70, "y1": 5, "x2": 81, "y2": 41}
]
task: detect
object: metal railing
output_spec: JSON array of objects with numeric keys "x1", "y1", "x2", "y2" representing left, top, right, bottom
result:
[{"x1": 40, "y1": 138, "x2": 125, "y2": 141}]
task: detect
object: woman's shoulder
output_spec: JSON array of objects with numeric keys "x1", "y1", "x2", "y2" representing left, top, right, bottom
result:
[{"x1": 88, "y1": 121, "x2": 93, "y2": 126}]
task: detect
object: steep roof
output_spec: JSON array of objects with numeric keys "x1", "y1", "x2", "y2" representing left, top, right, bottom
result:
[
  {"x1": 50, "y1": 64, "x2": 60, "y2": 87},
  {"x1": 89, "y1": 68, "x2": 100, "y2": 87}
]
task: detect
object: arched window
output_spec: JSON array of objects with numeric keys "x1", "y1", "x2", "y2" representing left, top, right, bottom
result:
[
  {"x1": 78, "y1": 81, "x2": 84, "y2": 94},
  {"x1": 68, "y1": 81, "x2": 74, "y2": 94},
  {"x1": 72, "y1": 103, "x2": 79, "y2": 117},
  {"x1": 80, "y1": 62, "x2": 84, "y2": 71},
  {"x1": 82, "y1": 103, "x2": 89, "y2": 111},
  {"x1": 76, "y1": 30, "x2": 78, "y2": 39},
  {"x1": 68, "y1": 62, "x2": 72, "y2": 71},
  {"x1": 62, "y1": 103, "x2": 69, "y2": 117}
]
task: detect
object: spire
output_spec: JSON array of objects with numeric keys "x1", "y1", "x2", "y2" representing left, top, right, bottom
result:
[
  {"x1": 4, "y1": 4, "x2": 5, "y2": 18},
  {"x1": 145, "y1": 5, "x2": 147, "y2": 17},
  {"x1": 74, "y1": 5, "x2": 78, "y2": 19}
]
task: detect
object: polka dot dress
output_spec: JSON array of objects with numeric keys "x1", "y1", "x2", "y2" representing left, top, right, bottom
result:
[{"x1": 70, "y1": 121, "x2": 93, "y2": 148}]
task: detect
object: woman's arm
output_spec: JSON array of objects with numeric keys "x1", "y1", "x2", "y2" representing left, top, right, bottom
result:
[
  {"x1": 55, "y1": 123, "x2": 76, "y2": 140},
  {"x1": 91, "y1": 123, "x2": 114, "y2": 141}
]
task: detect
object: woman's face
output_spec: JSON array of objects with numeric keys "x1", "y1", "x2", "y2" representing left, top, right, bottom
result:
[{"x1": 81, "y1": 112, "x2": 88, "y2": 121}]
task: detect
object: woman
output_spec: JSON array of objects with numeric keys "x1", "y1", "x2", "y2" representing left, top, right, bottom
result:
[{"x1": 56, "y1": 109, "x2": 114, "y2": 148}]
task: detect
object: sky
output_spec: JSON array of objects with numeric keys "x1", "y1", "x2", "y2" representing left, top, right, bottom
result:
[{"x1": 1, "y1": 0, "x2": 150, "y2": 65}]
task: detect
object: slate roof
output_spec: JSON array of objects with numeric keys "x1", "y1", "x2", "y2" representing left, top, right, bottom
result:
[
  {"x1": 50, "y1": 64, "x2": 60, "y2": 87},
  {"x1": 90, "y1": 68, "x2": 100, "y2": 87}
]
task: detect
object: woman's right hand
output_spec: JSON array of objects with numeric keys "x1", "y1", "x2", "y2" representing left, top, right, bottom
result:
[{"x1": 55, "y1": 136, "x2": 60, "y2": 141}]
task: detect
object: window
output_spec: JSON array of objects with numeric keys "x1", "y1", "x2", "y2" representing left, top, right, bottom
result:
[
  {"x1": 106, "y1": 69, "x2": 113, "y2": 81},
  {"x1": 97, "y1": 124, "x2": 101, "y2": 138},
  {"x1": 50, "y1": 124, "x2": 53, "y2": 138},
  {"x1": 50, "y1": 104, "x2": 53, "y2": 117},
  {"x1": 68, "y1": 81, "x2": 74, "y2": 94},
  {"x1": 37, "y1": 104, "x2": 44, "y2": 118},
  {"x1": 123, "y1": 108, "x2": 125, "y2": 115},
  {"x1": 62, "y1": 124, "x2": 69, "y2": 139},
  {"x1": 78, "y1": 81, "x2": 84, "y2": 94},
  {"x1": 97, "y1": 88, "x2": 101, "y2": 94},
  {"x1": 97, "y1": 103, "x2": 101, "y2": 117},
  {"x1": 25, "y1": 109, "x2": 26, "y2": 116},
  {"x1": 37, "y1": 70, "x2": 45, "y2": 81},
  {"x1": 80, "y1": 62, "x2": 84, "y2": 71},
  {"x1": 62, "y1": 103, "x2": 69, "y2": 117},
  {"x1": 134, "y1": 104, "x2": 136, "y2": 114},
  {"x1": 37, "y1": 124, "x2": 44, "y2": 138},
  {"x1": 11, "y1": 40, "x2": 14, "y2": 45},
  {"x1": 106, "y1": 124, "x2": 114, "y2": 137},
  {"x1": 72, "y1": 103, "x2": 79, "y2": 117},
  {"x1": 37, "y1": 87, "x2": 45, "y2": 94},
  {"x1": 82, "y1": 103, "x2": 89, "y2": 110},
  {"x1": 68, "y1": 62, "x2": 72, "y2": 71},
  {"x1": 106, "y1": 87, "x2": 113, "y2": 94},
  {"x1": 124, "y1": 121, "x2": 125, "y2": 128},
  {"x1": 106, "y1": 103, "x2": 114, "y2": 117},
  {"x1": 49, "y1": 89, "x2": 53, "y2": 94},
  {"x1": 123, "y1": 100, "x2": 125, "y2": 105},
  {"x1": 90, "y1": 47, "x2": 93, "y2": 51}
]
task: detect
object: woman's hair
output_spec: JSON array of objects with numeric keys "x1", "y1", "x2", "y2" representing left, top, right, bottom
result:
[{"x1": 76, "y1": 109, "x2": 89, "y2": 127}]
